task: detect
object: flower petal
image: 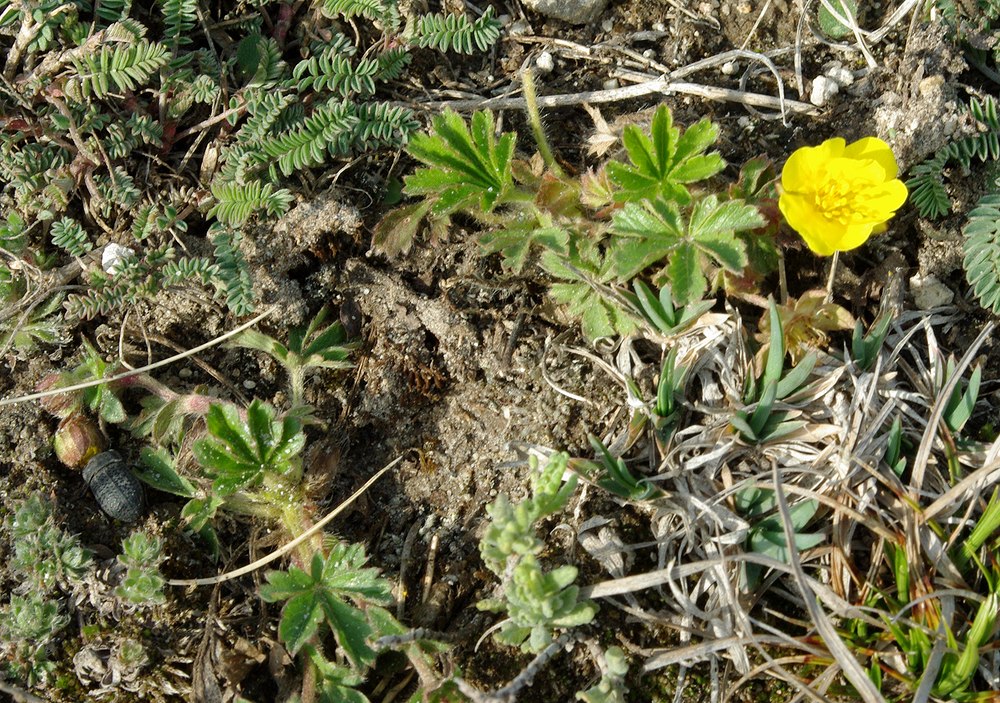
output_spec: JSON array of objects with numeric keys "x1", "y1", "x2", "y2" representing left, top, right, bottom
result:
[
  {"x1": 835, "y1": 222, "x2": 877, "y2": 252},
  {"x1": 780, "y1": 147, "x2": 818, "y2": 193},
  {"x1": 844, "y1": 137, "x2": 899, "y2": 179},
  {"x1": 865, "y1": 178, "x2": 908, "y2": 219}
]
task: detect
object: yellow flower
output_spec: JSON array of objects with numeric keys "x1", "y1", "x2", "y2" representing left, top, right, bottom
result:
[{"x1": 778, "y1": 137, "x2": 908, "y2": 257}]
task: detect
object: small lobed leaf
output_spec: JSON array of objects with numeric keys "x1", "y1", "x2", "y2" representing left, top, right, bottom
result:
[{"x1": 607, "y1": 105, "x2": 725, "y2": 204}]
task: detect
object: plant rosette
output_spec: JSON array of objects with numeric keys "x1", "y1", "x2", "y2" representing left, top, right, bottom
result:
[{"x1": 779, "y1": 137, "x2": 907, "y2": 256}]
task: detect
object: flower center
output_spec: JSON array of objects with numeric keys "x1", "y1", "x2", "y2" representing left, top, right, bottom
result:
[{"x1": 812, "y1": 160, "x2": 883, "y2": 224}]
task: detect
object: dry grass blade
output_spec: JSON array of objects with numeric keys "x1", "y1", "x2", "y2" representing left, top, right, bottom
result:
[
  {"x1": 167, "y1": 456, "x2": 400, "y2": 587},
  {"x1": 770, "y1": 459, "x2": 883, "y2": 703},
  {"x1": 910, "y1": 322, "x2": 994, "y2": 497},
  {"x1": 0, "y1": 306, "x2": 275, "y2": 407}
]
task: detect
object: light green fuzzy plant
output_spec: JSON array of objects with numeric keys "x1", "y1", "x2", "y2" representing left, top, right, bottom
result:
[
  {"x1": 478, "y1": 452, "x2": 598, "y2": 653},
  {"x1": 0, "y1": 494, "x2": 92, "y2": 687},
  {"x1": 114, "y1": 531, "x2": 167, "y2": 607}
]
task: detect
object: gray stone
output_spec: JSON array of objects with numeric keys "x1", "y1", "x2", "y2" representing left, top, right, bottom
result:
[{"x1": 523, "y1": 0, "x2": 608, "y2": 25}]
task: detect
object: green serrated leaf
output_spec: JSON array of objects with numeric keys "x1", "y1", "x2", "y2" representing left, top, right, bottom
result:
[
  {"x1": 319, "y1": 592, "x2": 377, "y2": 667},
  {"x1": 665, "y1": 243, "x2": 704, "y2": 303},
  {"x1": 137, "y1": 447, "x2": 195, "y2": 497},
  {"x1": 278, "y1": 592, "x2": 324, "y2": 655},
  {"x1": 607, "y1": 106, "x2": 725, "y2": 204},
  {"x1": 404, "y1": 109, "x2": 514, "y2": 215}
]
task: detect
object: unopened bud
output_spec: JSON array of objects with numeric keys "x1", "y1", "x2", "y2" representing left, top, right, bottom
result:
[
  {"x1": 54, "y1": 415, "x2": 106, "y2": 469},
  {"x1": 36, "y1": 374, "x2": 81, "y2": 418}
]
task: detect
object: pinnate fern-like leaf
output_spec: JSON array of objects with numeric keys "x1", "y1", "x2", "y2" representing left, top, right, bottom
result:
[
  {"x1": 321, "y1": 0, "x2": 391, "y2": 21},
  {"x1": 404, "y1": 109, "x2": 515, "y2": 215},
  {"x1": 212, "y1": 226, "x2": 256, "y2": 315},
  {"x1": 158, "y1": 0, "x2": 197, "y2": 48},
  {"x1": 907, "y1": 96, "x2": 1000, "y2": 218},
  {"x1": 50, "y1": 217, "x2": 92, "y2": 257},
  {"x1": 607, "y1": 105, "x2": 725, "y2": 205},
  {"x1": 209, "y1": 180, "x2": 294, "y2": 226},
  {"x1": 963, "y1": 194, "x2": 1000, "y2": 313},
  {"x1": 410, "y1": 6, "x2": 502, "y2": 54},
  {"x1": 259, "y1": 99, "x2": 358, "y2": 175},
  {"x1": 68, "y1": 40, "x2": 170, "y2": 99}
]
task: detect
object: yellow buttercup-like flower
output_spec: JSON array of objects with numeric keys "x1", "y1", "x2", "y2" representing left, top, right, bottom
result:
[{"x1": 779, "y1": 137, "x2": 908, "y2": 257}]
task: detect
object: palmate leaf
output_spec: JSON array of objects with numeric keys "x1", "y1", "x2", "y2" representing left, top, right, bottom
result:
[
  {"x1": 607, "y1": 105, "x2": 725, "y2": 205},
  {"x1": 404, "y1": 109, "x2": 515, "y2": 216},
  {"x1": 480, "y1": 219, "x2": 570, "y2": 273},
  {"x1": 542, "y1": 240, "x2": 636, "y2": 341},
  {"x1": 611, "y1": 195, "x2": 763, "y2": 303},
  {"x1": 193, "y1": 400, "x2": 305, "y2": 495},
  {"x1": 260, "y1": 545, "x2": 393, "y2": 666}
]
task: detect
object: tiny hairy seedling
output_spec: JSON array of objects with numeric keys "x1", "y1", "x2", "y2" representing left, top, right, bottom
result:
[
  {"x1": 0, "y1": 593, "x2": 69, "y2": 687},
  {"x1": 478, "y1": 453, "x2": 598, "y2": 652},
  {"x1": 115, "y1": 531, "x2": 167, "y2": 607},
  {"x1": 229, "y1": 306, "x2": 356, "y2": 408},
  {"x1": 8, "y1": 494, "x2": 92, "y2": 592},
  {"x1": 1, "y1": 494, "x2": 91, "y2": 686}
]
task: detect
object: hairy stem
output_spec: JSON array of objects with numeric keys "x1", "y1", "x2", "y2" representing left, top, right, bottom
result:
[{"x1": 522, "y1": 70, "x2": 564, "y2": 179}]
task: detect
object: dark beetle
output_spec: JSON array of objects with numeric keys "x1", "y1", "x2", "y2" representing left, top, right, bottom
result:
[{"x1": 83, "y1": 451, "x2": 145, "y2": 522}]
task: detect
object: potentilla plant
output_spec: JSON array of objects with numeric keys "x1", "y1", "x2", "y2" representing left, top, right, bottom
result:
[
  {"x1": 31, "y1": 308, "x2": 402, "y2": 702},
  {"x1": 375, "y1": 73, "x2": 777, "y2": 341}
]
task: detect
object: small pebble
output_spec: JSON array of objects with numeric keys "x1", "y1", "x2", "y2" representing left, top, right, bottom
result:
[
  {"x1": 242, "y1": 379, "x2": 257, "y2": 390},
  {"x1": 810, "y1": 75, "x2": 839, "y2": 107},
  {"x1": 508, "y1": 19, "x2": 531, "y2": 36},
  {"x1": 102, "y1": 243, "x2": 135, "y2": 275},
  {"x1": 910, "y1": 273, "x2": 954, "y2": 309},
  {"x1": 535, "y1": 51, "x2": 554, "y2": 74},
  {"x1": 825, "y1": 65, "x2": 854, "y2": 87},
  {"x1": 601, "y1": 18, "x2": 614, "y2": 32},
  {"x1": 178, "y1": 368, "x2": 193, "y2": 379},
  {"x1": 642, "y1": 48, "x2": 655, "y2": 59},
  {"x1": 722, "y1": 61, "x2": 738, "y2": 75},
  {"x1": 602, "y1": 78, "x2": 619, "y2": 91}
]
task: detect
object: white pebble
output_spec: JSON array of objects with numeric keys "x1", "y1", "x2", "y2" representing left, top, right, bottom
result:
[
  {"x1": 242, "y1": 380, "x2": 257, "y2": 390},
  {"x1": 102, "y1": 243, "x2": 135, "y2": 275},
  {"x1": 601, "y1": 18, "x2": 614, "y2": 32},
  {"x1": 810, "y1": 75, "x2": 839, "y2": 107},
  {"x1": 178, "y1": 368, "x2": 193, "y2": 379},
  {"x1": 602, "y1": 78, "x2": 619, "y2": 91},
  {"x1": 909, "y1": 273, "x2": 954, "y2": 309},
  {"x1": 535, "y1": 51, "x2": 554, "y2": 74},
  {"x1": 825, "y1": 65, "x2": 854, "y2": 87},
  {"x1": 721, "y1": 61, "x2": 738, "y2": 75}
]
